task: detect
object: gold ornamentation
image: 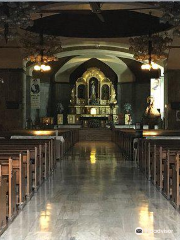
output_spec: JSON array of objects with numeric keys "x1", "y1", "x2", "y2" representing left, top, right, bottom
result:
[
  {"x1": 82, "y1": 67, "x2": 106, "y2": 82},
  {"x1": 70, "y1": 87, "x2": 76, "y2": 105},
  {"x1": 110, "y1": 85, "x2": 117, "y2": 104},
  {"x1": 68, "y1": 68, "x2": 118, "y2": 125}
]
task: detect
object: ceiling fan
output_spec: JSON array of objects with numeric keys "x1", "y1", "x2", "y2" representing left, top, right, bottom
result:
[
  {"x1": 36, "y1": 3, "x2": 160, "y2": 23},
  {"x1": 36, "y1": 2, "x2": 105, "y2": 23},
  {"x1": 89, "y1": 3, "x2": 105, "y2": 23}
]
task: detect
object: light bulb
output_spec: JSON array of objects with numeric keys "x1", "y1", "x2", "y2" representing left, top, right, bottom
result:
[
  {"x1": 34, "y1": 65, "x2": 41, "y2": 71},
  {"x1": 141, "y1": 63, "x2": 151, "y2": 70},
  {"x1": 141, "y1": 64, "x2": 146, "y2": 70},
  {"x1": 46, "y1": 65, "x2": 51, "y2": 71},
  {"x1": 40, "y1": 64, "x2": 46, "y2": 71},
  {"x1": 39, "y1": 64, "x2": 51, "y2": 72},
  {"x1": 141, "y1": 62, "x2": 159, "y2": 71},
  {"x1": 151, "y1": 63, "x2": 159, "y2": 70},
  {"x1": 44, "y1": 65, "x2": 51, "y2": 71}
]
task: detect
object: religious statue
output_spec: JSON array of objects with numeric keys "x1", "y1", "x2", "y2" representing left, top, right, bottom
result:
[
  {"x1": 91, "y1": 81, "x2": 96, "y2": 100},
  {"x1": 143, "y1": 96, "x2": 161, "y2": 129},
  {"x1": 124, "y1": 103, "x2": 132, "y2": 125},
  {"x1": 144, "y1": 97, "x2": 161, "y2": 118},
  {"x1": 90, "y1": 80, "x2": 99, "y2": 105},
  {"x1": 56, "y1": 102, "x2": 64, "y2": 114}
]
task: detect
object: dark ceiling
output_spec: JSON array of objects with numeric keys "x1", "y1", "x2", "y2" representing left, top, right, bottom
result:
[{"x1": 28, "y1": 10, "x2": 171, "y2": 38}]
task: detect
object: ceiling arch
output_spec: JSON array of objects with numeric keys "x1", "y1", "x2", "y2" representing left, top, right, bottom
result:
[
  {"x1": 55, "y1": 55, "x2": 135, "y2": 83},
  {"x1": 56, "y1": 48, "x2": 134, "y2": 60}
]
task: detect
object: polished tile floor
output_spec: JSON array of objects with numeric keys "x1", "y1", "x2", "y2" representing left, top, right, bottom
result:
[{"x1": 1, "y1": 141, "x2": 180, "y2": 240}]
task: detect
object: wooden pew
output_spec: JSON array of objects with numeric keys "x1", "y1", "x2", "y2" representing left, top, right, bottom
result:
[
  {"x1": 0, "y1": 139, "x2": 56, "y2": 189},
  {"x1": 0, "y1": 129, "x2": 78, "y2": 163},
  {"x1": 0, "y1": 130, "x2": 79, "y2": 236},
  {"x1": 0, "y1": 153, "x2": 26, "y2": 206},
  {"x1": 6, "y1": 138, "x2": 54, "y2": 176},
  {"x1": 0, "y1": 145, "x2": 39, "y2": 191},
  {"x1": 138, "y1": 138, "x2": 180, "y2": 181},
  {"x1": 171, "y1": 153, "x2": 180, "y2": 209},
  {"x1": 151, "y1": 143, "x2": 180, "y2": 186},
  {"x1": 0, "y1": 169, "x2": 7, "y2": 234},
  {"x1": 0, "y1": 159, "x2": 17, "y2": 220},
  {"x1": 137, "y1": 137, "x2": 180, "y2": 201},
  {"x1": 112, "y1": 129, "x2": 135, "y2": 160},
  {"x1": 162, "y1": 150, "x2": 180, "y2": 200},
  {"x1": 0, "y1": 151, "x2": 33, "y2": 199}
]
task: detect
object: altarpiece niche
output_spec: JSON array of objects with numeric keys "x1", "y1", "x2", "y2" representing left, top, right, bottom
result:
[{"x1": 67, "y1": 67, "x2": 118, "y2": 126}]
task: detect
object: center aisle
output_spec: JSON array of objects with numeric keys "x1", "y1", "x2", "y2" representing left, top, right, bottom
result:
[{"x1": 1, "y1": 142, "x2": 180, "y2": 240}]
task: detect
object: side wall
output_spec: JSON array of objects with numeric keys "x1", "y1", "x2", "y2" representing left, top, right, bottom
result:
[
  {"x1": 0, "y1": 69, "x2": 23, "y2": 130},
  {"x1": 117, "y1": 82, "x2": 150, "y2": 123},
  {"x1": 166, "y1": 70, "x2": 180, "y2": 129}
]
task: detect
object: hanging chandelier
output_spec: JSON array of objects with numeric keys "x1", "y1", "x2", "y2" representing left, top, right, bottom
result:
[
  {"x1": 0, "y1": 3, "x2": 38, "y2": 42},
  {"x1": 159, "y1": 2, "x2": 180, "y2": 26},
  {"x1": 129, "y1": 33, "x2": 173, "y2": 62},
  {"x1": 158, "y1": 2, "x2": 180, "y2": 37},
  {"x1": 20, "y1": 31, "x2": 62, "y2": 72},
  {"x1": 129, "y1": 11, "x2": 173, "y2": 67}
]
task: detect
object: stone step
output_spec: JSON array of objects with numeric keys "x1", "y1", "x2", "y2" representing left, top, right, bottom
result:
[{"x1": 79, "y1": 128, "x2": 112, "y2": 141}]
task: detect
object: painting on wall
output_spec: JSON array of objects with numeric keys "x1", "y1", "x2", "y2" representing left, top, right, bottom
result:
[
  {"x1": 150, "y1": 78, "x2": 164, "y2": 118},
  {"x1": 30, "y1": 78, "x2": 40, "y2": 109}
]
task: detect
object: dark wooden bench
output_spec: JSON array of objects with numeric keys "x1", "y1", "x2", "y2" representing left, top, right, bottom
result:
[
  {"x1": 0, "y1": 159, "x2": 17, "y2": 220},
  {"x1": 171, "y1": 153, "x2": 180, "y2": 209},
  {"x1": 0, "y1": 151, "x2": 33, "y2": 198},
  {"x1": 0, "y1": 154, "x2": 25, "y2": 207},
  {"x1": 0, "y1": 170, "x2": 7, "y2": 234},
  {"x1": 0, "y1": 145, "x2": 40, "y2": 191},
  {"x1": 0, "y1": 129, "x2": 79, "y2": 236}
]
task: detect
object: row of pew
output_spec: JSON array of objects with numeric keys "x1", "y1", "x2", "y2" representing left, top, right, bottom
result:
[
  {"x1": 137, "y1": 137, "x2": 180, "y2": 210},
  {"x1": 113, "y1": 129, "x2": 180, "y2": 211},
  {"x1": 112, "y1": 129, "x2": 135, "y2": 159},
  {"x1": 0, "y1": 129, "x2": 79, "y2": 236}
]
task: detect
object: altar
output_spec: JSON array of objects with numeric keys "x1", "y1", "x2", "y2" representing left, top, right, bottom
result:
[
  {"x1": 67, "y1": 68, "x2": 119, "y2": 127},
  {"x1": 80, "y1": 115, "x2": 109, "y2": 128}
]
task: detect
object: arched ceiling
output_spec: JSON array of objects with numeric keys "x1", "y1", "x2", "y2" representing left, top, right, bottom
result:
[
  {"x1": 56, "y1": 48, "x2": 133, "y2": 60},
  {"x1": 25, "y1": 2, "x2": 171, "y2": 71},
  {"x1": 55, "y1": 55, "x2": 135, "y2": 83},
  {"x1": 0, "y1": 2, "x2": 177, "y2": 70}
]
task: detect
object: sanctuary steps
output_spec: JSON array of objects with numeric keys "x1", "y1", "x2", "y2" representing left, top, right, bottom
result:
[{"x1": 79, "y1": 128, "x2": 112, "y2": 141}]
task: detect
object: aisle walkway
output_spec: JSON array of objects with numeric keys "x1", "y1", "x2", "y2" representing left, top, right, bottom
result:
[{"x1": 1, "y1": 142, "x2": 180, "y2": 240}]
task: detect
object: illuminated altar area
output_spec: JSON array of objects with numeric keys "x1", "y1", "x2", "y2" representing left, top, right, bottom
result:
[{"x1": 67, "y1": 68, "x2": 118, "y2": 127}]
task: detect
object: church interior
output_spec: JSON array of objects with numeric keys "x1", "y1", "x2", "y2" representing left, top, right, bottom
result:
[{"x1": 1, "y1": 1, "x2": 180, "y2": 240}]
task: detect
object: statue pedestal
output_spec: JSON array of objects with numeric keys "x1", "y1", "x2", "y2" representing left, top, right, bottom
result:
[{"x1": 143, "y1": 116, "x2": 160, "y2": 129}]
